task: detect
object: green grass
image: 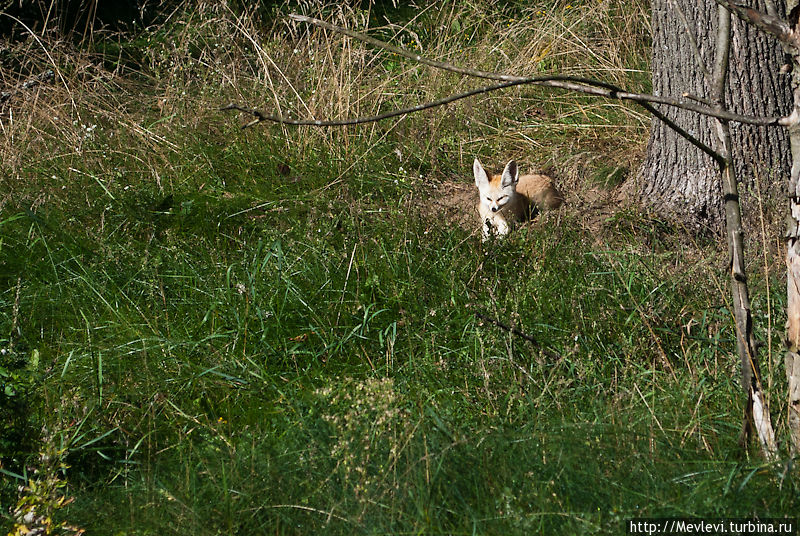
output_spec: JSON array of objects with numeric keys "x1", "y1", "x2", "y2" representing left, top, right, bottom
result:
[{"x1": 1, "y1": 1, "x2": 798, "y2": 534}]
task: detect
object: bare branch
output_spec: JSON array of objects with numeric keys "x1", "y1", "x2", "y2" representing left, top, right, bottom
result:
[
  {"x1": 221, "y1": 72, "x2": 781, "y2": 130},
  {"x1": 711, "y1": 5, "x2": 733, "y2": 105},
  {"x1": 222, "y1": 79, "x2": 532, "y2": 127},
  {"x1": 283, "y1": 14, "x2": 783, "y2": 127},
  {"x1": 222, "y1": 73, "x2": 780, "y2": 128},
  {"x1": 707, "y1": 2, "x2": 778, "y2": 458},
  {"x1": 681, "y1": 92, "x2": 715, "y2": 106},
  {"x1": 288, "y1": 13, "x2": 522, "y2": 82},
  {"x1": 644, "y1": 102, "x2": 724, "y2": 163},
  {"x1": 224, "y1": 12, "x2": 789, "y2": 164},
  {"x1": 474, "y1": 312, "x2": 559, "y2": 360},
  {"x1": 713, "y1": 0, "x2": 798, "y2": 45},
  {"x1": 220, "y1": 83, "x2": 738, "y2": 163}
]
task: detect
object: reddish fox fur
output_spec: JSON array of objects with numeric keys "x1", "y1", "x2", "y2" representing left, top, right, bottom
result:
[{"x1": 474, "y1": 158, "x2": 564, "y2": 239}]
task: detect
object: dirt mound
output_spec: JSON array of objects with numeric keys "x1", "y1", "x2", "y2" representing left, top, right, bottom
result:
[
  {"x1": 417, "y1": 174, "x2": 631, "y2": 240},
  {"x1": 575, "y1": 184, "x2": 632, "y2": 236},
  {"x1": 426, "y1": 180, "x2": 479, "y2": 231},
  {"x1": 418, "y1": 179, "x2": 479, "y2": 235}
]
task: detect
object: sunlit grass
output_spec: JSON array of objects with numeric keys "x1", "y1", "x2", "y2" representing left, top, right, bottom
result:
[{"x1": 1, "y1": 1, "x2": 797, "y2": 534}]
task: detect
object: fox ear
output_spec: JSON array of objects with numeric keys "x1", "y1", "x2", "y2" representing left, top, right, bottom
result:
[
  {"x1": 501, "y1": 160, "x2": 519, "y2": 187},
  {"x1": 473, "y1": 158, "x2": 489, "y2": 188}
]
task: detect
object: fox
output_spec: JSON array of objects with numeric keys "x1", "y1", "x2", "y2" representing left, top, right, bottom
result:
[{"x1": 474, "y1": 158, "x2": 564, "y2": 240}]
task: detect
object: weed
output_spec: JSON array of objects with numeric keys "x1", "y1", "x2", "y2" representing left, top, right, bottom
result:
[{"x1": 1, "y1": 1, "x2": 796, "y2": 534}]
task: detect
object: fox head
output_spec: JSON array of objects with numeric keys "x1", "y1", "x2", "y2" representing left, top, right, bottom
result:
[{"x1": 474, "y1": 158, "x2": 519, "y2": 213}]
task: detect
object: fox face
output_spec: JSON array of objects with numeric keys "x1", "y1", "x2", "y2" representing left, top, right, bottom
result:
[
  {"x1": 474, "y1": 158, "x2": 519, "y2": 214},
  {"x1": 474, "y1": 158, "x2": 521, "y2": 239},
  {"x1": 473, "y1": 158, "x2": 564, "y2": 240}
]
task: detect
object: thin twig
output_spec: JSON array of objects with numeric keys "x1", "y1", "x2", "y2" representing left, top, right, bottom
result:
[
  {"x1": 222, "y1": 79, "x2": 533, "y2": 126},
  {"x1": 474, "y1": 312, "x2": 559, "y2": 360},
  {"x1": 681, "y1": 92, "x2": 714, "y2": 106},
  {"x1": 222, "y1": 80, "x2": 724, "y2": 162},
  {"x1": 712, "y1": 0, "x2": 797, "y2": 46},
  {"x1": 640, "y1": 100, "x2": 723, "y2": 163},
  {"x1": 264, "y1": 504, "x2": 358, "y2": 525},
  {"x1": 288, "y1": 13, "x2": 522, "y2": 82},
  {"x1": 709, "y1": 2, "x2": 778, "y2": 458},
  {"x1": 221, "y1": 74, "x2": 781, "y2": 129},
  {"x1": 220, "y1": 12, "x2": 791, "y2": 165},
  {"x1": 711, "y1": 5, "x2": 732, "y2": 103},
  {"x1": 280, "y1": 13, "x2": 734, "y2": 161},
  {"x1": 284, "y1": 13, "x2": 784, "y2": 126}
]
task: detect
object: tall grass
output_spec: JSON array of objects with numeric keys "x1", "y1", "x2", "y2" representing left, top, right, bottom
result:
[{"x1": 1, "y1": 1, "x2": 797, "y2": 534}]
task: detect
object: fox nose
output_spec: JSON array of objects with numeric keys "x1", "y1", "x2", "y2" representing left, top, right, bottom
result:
[{"x1": 491, "y1": 207, "x2": 498, "y2": 212}]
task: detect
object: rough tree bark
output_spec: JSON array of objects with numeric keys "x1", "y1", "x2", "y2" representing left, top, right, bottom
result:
[
  {"x1": 641, "y1": 0, "x2": 791, "y2": 233},
  {"x1": 781, "y1": 0, "x2": 800, "y2": 454}
]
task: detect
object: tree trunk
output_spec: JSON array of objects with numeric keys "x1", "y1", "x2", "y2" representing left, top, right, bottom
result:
[
  {"x1": 784, "y1": 0, "x2": 800, "y2": 451},
  {"x1": 640, "y1": 0, "x2": 791, "y2": 233}
]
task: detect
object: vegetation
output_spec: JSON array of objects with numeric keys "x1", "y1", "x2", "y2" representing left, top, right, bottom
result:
[{"x1": 1, "y1": 1, "x2": 796, "y2": 534}]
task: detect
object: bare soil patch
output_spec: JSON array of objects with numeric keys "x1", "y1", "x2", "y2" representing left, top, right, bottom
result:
[
  {"x1": 416, "y1": 173, "x2": 633, "y2": 240},
  {"x1": 416, "y1": 177, "x2": 480, "y2": 235}
]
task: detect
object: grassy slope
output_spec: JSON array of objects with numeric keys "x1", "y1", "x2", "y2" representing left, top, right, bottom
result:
[{"x1": 1, "y1": 1, "x2": 797, "y2": 534}]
